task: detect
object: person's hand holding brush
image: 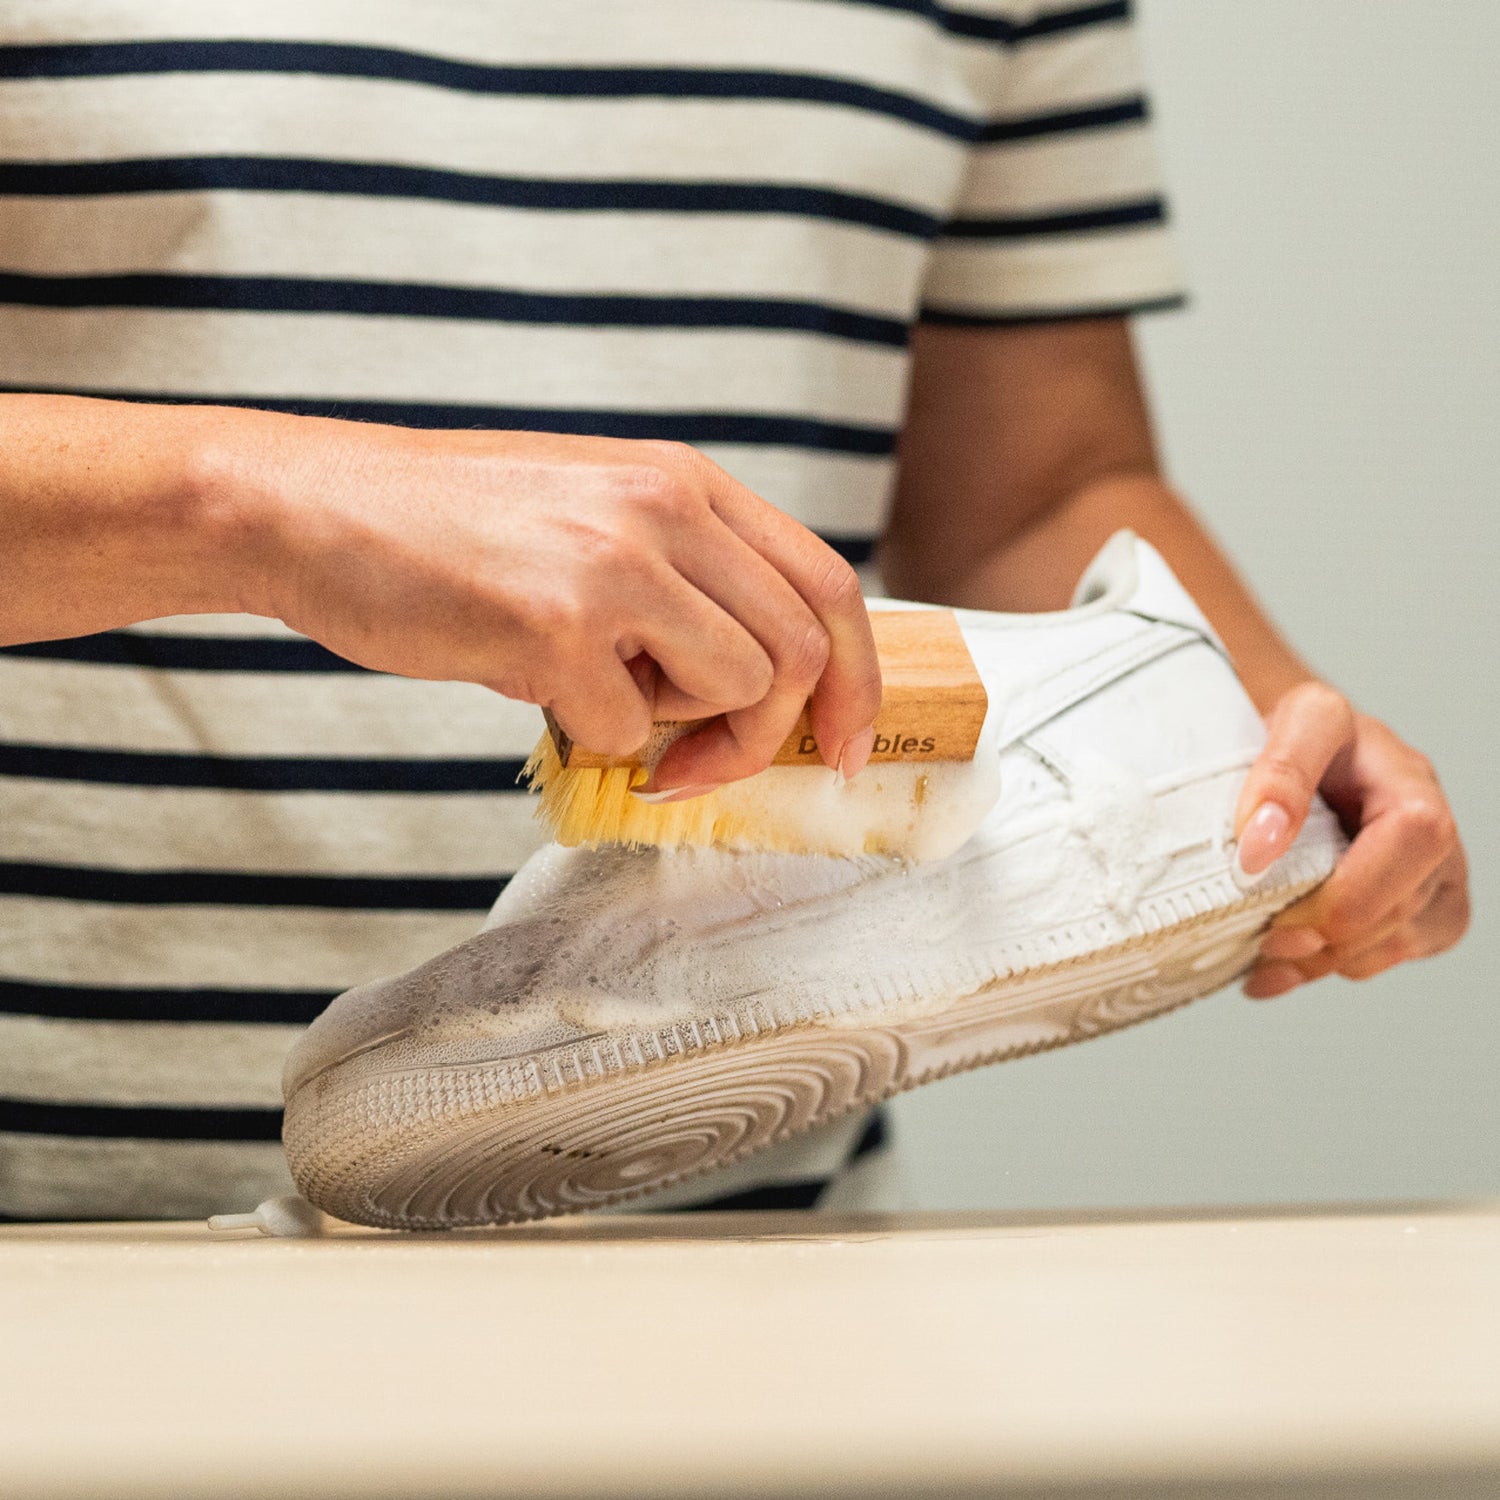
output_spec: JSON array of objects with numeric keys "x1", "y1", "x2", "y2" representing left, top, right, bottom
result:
[{"x1": 0, "y1": 395, "x2": 884, "y2": 794}]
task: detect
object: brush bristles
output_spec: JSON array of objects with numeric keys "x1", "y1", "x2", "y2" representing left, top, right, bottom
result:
[
  {"x1": 523, "y1": 734, "x2": 760, "y2": 851},
  {"x1": 522, "y1": 730, "x2": 997, "y2": 860}
]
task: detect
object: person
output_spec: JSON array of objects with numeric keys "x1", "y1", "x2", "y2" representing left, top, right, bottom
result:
[{"x1": 0, "y1": 2, "x2": 1467, "y2": 1220}]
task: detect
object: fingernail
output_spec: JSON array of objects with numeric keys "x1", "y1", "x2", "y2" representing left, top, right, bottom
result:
[
  {"x1": 631, "y1": 782, "x2": 722, "y2": 804},
  {"x1": 1243, "y1": 962, "x2": 1304, "y2": 1000},
  {"x1": 1234, "y1": 802, "x2": 1292, "y2": 878},
  {"x1": 838, "y1": 727, "x2": 876, "y2": 782},
  {"x1": 1259, "y1": 926, "x2": 1327, "y2": 961}
]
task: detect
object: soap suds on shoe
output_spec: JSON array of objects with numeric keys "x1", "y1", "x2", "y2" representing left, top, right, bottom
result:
[
  {"x1": 665, "y1": 704, "x2": 1003, "y2": 863},
  {"x1": 291, "y1": 754, "x2": 1178, "y2": 1093}
]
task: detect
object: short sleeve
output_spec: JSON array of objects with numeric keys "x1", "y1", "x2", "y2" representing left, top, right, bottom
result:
[{"x1": 920, "y1": 2, "x2": 1187, "y2": 323}]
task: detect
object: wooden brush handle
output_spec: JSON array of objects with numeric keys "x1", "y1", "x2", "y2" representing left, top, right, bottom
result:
[{"x1": 548, "y1": 610, "x2": 987, "y2": 770}]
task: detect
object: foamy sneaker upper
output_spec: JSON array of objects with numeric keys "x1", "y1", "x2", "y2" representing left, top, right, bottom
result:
[{"x1": 280, "y1": 533, "x2": 1344, "y2": 1227}]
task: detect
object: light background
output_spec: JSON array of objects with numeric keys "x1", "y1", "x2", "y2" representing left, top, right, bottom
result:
[{"x1": 893, "y1": 0, "x2": 1499, "y2": 1209}]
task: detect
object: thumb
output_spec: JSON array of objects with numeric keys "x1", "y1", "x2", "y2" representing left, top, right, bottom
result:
[{"x1": 1234, "y1": 681, "x2": 1354, "y2": 878}]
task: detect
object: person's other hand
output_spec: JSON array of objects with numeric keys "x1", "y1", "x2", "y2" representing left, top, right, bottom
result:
[
  {"x1": 223, "y1": 413, "x2": 882, "y2": 790},
  {"x1": 1229, "y1": 682, "x2": 1469, "y2": 998}
]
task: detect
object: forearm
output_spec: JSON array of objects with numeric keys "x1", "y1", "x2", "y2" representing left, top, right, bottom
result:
[
  {"x1": 881, "y1": 321, "x2": 1319, "y2": 715},
  {"x1": 930, "y1": 472, "x2": 1318, "y2": 713},
  {"x1": 1, "y1": 395, "x2": 880, "y2": 780},
  {"x1": 0, "y1": 394, "x2": 256, "y2": 644}
]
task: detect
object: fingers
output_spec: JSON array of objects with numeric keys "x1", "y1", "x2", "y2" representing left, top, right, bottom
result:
[
  {"x1": 1337, "y1": 931, "x2": 1422, "y2": 982},
  {"x1": 1244, "y1": 844, "x2": 1469, "y2": 1000},
  {"x1": 705, "y1": 470, "x2": 882, "y2": 772},
  {"x1": 1258, "y1": 720, "x2": 1458, "y2": 948},
  {"x1": 1259, "y1": 879, "x2": 1431, "y2": 979},
  {"x1": 546, "y1": 653, "x2": 655, "y2": 761},
  {"x1": 1234, "y1": 682, "x2": 1355, "y2": 877},
  {"x1": 624, "y1": 451, "x2": 880, "y2": 793},
  {"x1": 548, "y1": 470, "x2": 838, "y2": 763},
  {"x1": 1270, "y1": 797, "x2": 1448, "y2": 950},
  {"x1": 1333, "y1": 857, "x2": 1469, "y2": 976},
  {"x1": 1234, "y1": 700, "x2": 1468, "y2": 1002},
  {"x1": 562, "y1": 444, "x2": 879, "y2": 790},
  {"x1": 1241, "y1": 962, "x2": 1306, "y2": 1001},
  {"x1": 644, "y1": 524, "x2": 841, "y2": 790},
  {"x1": 621, "y1": 651, "x2": 727, "y2": 724},
  {"x1": 526, "y1": 568, "x2": 773, "y2": 757},
  {"x1": 616, "y1": 562, "x2": 776, "y2": 720}
]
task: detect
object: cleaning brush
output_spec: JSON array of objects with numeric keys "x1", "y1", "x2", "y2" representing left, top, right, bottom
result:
[{"x1": 523, "y1": 609, "x2": 1001, "y2": 860}]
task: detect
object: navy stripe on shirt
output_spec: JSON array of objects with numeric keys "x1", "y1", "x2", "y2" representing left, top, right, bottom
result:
[
  {"x1": 827, "y1": 0, "x2": 1130, "y2": 43},
  {"x1": 0, "y1": 160, "x2": 1163, "y2": 243},
  {"x1": 0, "y1": 45, "x2": 978, "y2": 141},
  {"x1": 0, "y1": 977, "x2": 335, "y2": 1025},
  {"x1": 918, "y1": 292, "x2": 1185, "y2": 325},
  {"x1": 0, "y1": 861, "x2": 506, "y2": 910},
  {"x1": 0, "y1": 633, "x2": 365, "y2": 672},
  {"x1": 0, "y1": 39, "x2": 1146, "y2": 150},
  {"x1": 0, "y1": 1096, "x2": 284, "y2": 1141},
  {"x1": 0, "y1": 380, "x2": 898, "y2": 456},
  {"x1": 978, "y1": 95, "x2": 1146, "y2": 144},
  {"x1": 0, "y1": 1091, "x2": 886, "y2": 1155},
  {"x1": 0, "y1": 1097, "x2": 891, "y2": 1152},
  {"x1": 0, "y1": 272, "x2": 909, "y2": 346},
  {"x1": 0, "y1": 744, "x2": 530, "y2": 793},
  {"x1": 0, "y1": 158, "x2": 943, "y2": 239},
  {"x1": 0, "y1": 15, "x2": 1134, "y2": 122},
  {"x1": 946, "y1": 197, "x2": 1166, "y2": 238},
  {"x1": 674, "y1": 1179, "x2": 828, "y2": 1211},
  {"x1": 852, "y1": 1109, "x2": 888, "y2": 1158}
]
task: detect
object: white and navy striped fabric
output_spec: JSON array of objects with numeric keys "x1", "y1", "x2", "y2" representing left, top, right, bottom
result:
[{"x1": 0, "y1": 0, "x2": 1184, "y2": 1219}]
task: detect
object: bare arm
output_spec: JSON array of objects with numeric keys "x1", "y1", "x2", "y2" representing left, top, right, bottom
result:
[
  {"x1": 883, "y1": 319, "x2": 1467, "y2": 995},
  {"x1": 881, "y1": 319, "x2": 1313, "y2": 710},
  {"x1": 0, "y1": 394, "x2": 881, "y2": 787},
  {"x1": 0, "y1": 394, "x2": 246, "y2": 642}
]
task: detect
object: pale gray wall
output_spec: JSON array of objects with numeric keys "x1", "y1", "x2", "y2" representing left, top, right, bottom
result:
[{"x1": 893, "y1": 0, "x2": 1499, "y2": 1209}]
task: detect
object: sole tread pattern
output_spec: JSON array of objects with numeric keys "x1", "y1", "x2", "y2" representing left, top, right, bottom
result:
[{"x1": 285, "y1": 848, "x2": 1332, "y2": 1229}]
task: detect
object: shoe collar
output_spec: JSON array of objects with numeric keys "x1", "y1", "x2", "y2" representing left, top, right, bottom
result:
[{"x1": 1072, "y1": 530, "x2": 1229, "y2": 656}]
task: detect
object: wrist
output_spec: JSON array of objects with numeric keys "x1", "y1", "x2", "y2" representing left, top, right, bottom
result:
[{"x1": 171, "y1": 403, "x2": 298, "y2": 618}]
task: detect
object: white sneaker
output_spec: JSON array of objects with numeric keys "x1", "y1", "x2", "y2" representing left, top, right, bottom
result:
[{"x1": 282, "y1": 533, "x2": 1344, "y2": 1228}]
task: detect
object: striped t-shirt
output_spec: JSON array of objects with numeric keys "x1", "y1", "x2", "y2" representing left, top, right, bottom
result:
[{"x1": 0, "y1": 0, "x2": 1184, "y2": 1219}]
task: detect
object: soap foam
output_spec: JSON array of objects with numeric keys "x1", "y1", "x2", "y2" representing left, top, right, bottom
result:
[
  {"x1": 657, "y1": 706, "x2": 1003, "y2": 862},
  {"x1": 315, "y1": 749, "x2": 1153, "y2": 1085}
]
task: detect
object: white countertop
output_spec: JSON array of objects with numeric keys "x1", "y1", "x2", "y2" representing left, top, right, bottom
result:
[{"x1": 3, "y1": 1202, "x2": 1498, "y2": 1499}]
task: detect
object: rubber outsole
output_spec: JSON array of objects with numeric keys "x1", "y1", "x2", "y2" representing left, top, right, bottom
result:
[{"x1": 284, "y1": 841, "x2": 1335, "y2": 1230}]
